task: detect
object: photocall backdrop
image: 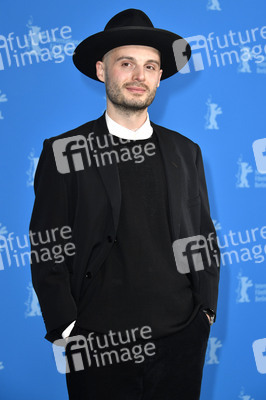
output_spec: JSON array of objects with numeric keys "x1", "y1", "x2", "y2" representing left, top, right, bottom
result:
[{"x1": 0, "y1": 1, "x2": 266, "y2": 399}]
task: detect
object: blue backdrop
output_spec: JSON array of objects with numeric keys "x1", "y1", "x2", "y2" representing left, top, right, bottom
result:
[{"x1": 1, "y1": 1, "x2": 266, "y2": 399}]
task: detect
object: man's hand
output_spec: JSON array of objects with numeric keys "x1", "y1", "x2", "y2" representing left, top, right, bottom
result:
[
  {"x1": 206, "y1": 313, "x2": 211, "y2": 323},
  {"x1": 202, "y1": 310, "x2": 214, "y2": 326}
]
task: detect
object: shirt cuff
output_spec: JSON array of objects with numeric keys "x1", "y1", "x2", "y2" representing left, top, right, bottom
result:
[{"x1": 62, "y1": 320, "x2": 76, "y2": 338}]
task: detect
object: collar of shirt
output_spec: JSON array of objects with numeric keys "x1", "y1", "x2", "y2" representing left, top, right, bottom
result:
[{"x1": 105, "y1": 111, "x2": 153, "y2": 141}]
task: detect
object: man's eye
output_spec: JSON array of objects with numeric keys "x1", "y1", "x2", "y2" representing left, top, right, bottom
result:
[
  {"x1": 146, "y1": 65, "x2": 156, "y2": 70},
  {"x1": 121, "y1": 62, "x2": 132, "y2": 67}
]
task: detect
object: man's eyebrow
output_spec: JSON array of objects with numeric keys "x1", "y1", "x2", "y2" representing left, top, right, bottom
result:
[
  {"x1": 146, "y1": 59, "x2": 161, "y2": 66},
  {"x1": 115, "y1": 56, "x2": 160, "y2": 66}
]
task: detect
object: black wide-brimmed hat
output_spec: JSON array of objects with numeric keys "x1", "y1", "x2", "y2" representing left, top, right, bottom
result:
[{"x1": 73, "y1": 8, "x2": 191, "y2": 81}]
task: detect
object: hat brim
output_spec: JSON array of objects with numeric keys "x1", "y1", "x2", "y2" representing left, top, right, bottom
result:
[{"x1": 73, "y1": 26, "x2": 191, "y2": 81}]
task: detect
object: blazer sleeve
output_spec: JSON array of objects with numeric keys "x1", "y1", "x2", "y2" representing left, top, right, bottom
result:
[
  {"x1": 195, "y1": 143, "x2": 220, "y2": 320},
  {"x1": 29, "y1": 139, "x2": 77, "y2": 341}
]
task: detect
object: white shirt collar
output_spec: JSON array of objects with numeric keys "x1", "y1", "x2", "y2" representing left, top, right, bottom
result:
[{"x1": 105, "y1": 111, "x2": 153, "y2": 141}]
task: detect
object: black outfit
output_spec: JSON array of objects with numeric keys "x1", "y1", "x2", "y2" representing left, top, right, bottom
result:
[
  {"x1": 78, "y1": 131, "x2": 196, "y2": 339},
  {"x1": 30, "y1": 113, "x2": 220, "y2": 400}
]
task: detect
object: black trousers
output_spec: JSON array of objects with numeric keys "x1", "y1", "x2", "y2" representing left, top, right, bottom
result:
[{"x1": 65, "y1": 309, "x2": 210, "y2": 400}]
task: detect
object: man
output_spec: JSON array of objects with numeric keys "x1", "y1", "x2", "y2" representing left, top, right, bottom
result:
[{"x1": 30, "y1": 8, "x2": 220, "y2": 400}]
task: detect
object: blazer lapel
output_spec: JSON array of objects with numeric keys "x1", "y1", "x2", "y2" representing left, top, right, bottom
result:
[
  {"x1": 152, "y1": 123, "x2": 183, "y2": 241},
  {"x1": 92, "y1": 114, "x2": 182, "y2": 241},
  {"x1": 92, "y1": 114, "x2": 121, "y2": 232}
]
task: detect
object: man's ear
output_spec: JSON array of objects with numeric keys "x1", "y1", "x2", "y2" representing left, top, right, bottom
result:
[
  {"x1": 96, "y1": 61, "x2": 105, "y2": 82},
  {"x1": 157, "y1": 69, "x2": 163, "y2": 87}
]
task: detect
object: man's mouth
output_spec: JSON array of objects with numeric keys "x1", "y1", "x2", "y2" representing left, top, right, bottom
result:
[{"x1": 125, "y1": 86, "x2": 147, "y2": 93}]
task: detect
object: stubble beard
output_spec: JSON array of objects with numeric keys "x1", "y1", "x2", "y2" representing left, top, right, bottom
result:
[{"x1": 105, "y1": 74, "x2": 157, "y2": 114}]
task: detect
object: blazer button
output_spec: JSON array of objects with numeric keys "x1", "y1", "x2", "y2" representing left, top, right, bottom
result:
[{"x1": 85, "y1": 271, "x2": 93, "y2": 279}]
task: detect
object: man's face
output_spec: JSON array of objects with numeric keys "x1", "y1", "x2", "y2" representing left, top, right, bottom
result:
[{"x1": 96, "y1": 45, "x2": 162, "y2": 112}]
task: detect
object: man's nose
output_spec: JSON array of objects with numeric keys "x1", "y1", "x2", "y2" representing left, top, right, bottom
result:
[{"x1": 132, "y1": 65, "x2": 145, "y2": 81}]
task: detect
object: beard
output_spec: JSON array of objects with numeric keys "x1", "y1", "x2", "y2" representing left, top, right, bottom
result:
[{"x1": 105, "y1": 74, "x2": 157, "y2": 112}]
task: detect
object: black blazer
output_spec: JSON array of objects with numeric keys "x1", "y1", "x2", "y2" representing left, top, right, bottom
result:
[{"x1": 29, "y1": 113, "x2": 220, "y2": 342}]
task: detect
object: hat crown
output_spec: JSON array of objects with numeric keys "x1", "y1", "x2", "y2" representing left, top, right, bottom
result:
[
  {"x1": 104, "y1": 8, "x2": 154, "y2": 31},
  {"x1": 73, "y1": 8, "x2": 191, "y2": 81}
]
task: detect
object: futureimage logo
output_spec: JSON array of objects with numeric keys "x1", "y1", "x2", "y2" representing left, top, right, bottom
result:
[
  {"x1": 53, "y1": 326, "x2": 156, "y2": 373},
  {"x1": 0, "y1": 18, "x2": 78, "y2": 71},
  {"x1": 173, "y1": 225, "x2": 266, "y2": 274},
  {"x1": 0, "y1": 225, "x2": 76, "y2": 271},
  {"x1": 52, "y1": 132, "x2": 156, "y2": 174},
  {"x1": 173, "y1": 26, "x2": 266, "y2": 74},
  {"x1": 172, "y1": 233, "x2": 219, "y2": 274},
  {"x1": 217, "y1": 225, "x2": 266, "y2": 266},
  {"x1": 53, "y1": 136, "x2": 92, "y2": 174}
]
